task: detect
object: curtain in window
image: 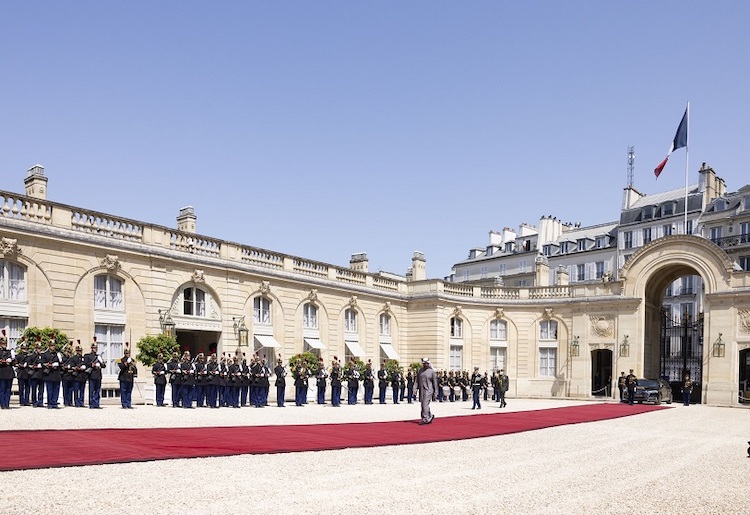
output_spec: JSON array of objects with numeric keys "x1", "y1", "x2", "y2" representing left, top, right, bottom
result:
[
  {"x1": 195, "y1": 289, "x2": 206, "y2": 317},
  {"x1": 109, "y1": 278, "x2": 123, "y2": 310},
  {"x1": 379, "y1": 314, "x2": 390, "y2": 336},
  {"x1": 303, "y1": 304, "x2": 317, "y2": 329},
  {"x1": 94, "y1": 276, "x2": 107, "y2": 308},
  {"x1": 8, "y1": 263, "x2": 25, "y2": 300}
]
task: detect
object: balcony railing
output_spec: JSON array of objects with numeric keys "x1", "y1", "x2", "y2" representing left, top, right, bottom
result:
[{"x1": 711, "y1": 234, "x2": 750, "y2": 248}]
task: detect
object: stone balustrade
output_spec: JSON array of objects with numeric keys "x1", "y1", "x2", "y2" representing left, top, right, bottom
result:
[
  {"x1": 0, "y1": 192, "x2": 52, "y2": 224},
  {"x1": 240, "y1": 246, "x2": 285, "y2": 270},
  {"x1": 71, "y1": 209, "x2": 144, "y2": 241}
]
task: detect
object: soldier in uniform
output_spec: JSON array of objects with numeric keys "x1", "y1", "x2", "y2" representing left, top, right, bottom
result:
[
  {"x1": 258, "y1": 356, "x2": 271, "y2": 406},
  {"x1": 218, "y1": 354, "x2": 229, "y2": 407},
  {"x1": 377, "y1": 362, "x2": 389, "y2": 404},
  {"x1": 274, "y1": 356, "x2": 286, "y2": 407},
  {"x1": 227, "y1": 355, "x2": 241, "y2": 408},
  {"x1": 681, "y1": 372, "x2": 693, "y2": 406},
  {"x1": 315, "y1": 357, "x2": 327, "y2": 405},
  {"x1": 470, "y1": 366, "x2": 486, "y2": 409},
  {"x1": 15, "y1": 339, "x2": 31, "y2": 406},
  {"x1": 206, "y1": 353, "x2": 220, "y2": 408},
  {"x1": 390, "y1": 366, "x2": 403, "y2": 404},
  {"x1": 167, "y1": 351, "x2": 181, "y2": 408},
  {"x1": 497, "y1": 368, "x2": 509, "y2": 408},
  {"x1": 362, "y1": 360, "x2": 374, "y2": 404},
  {"x1": 347, "y1": 359, "x2": 360, "y2": 405},
  {"x1": 29, "y1": 340, "x2": 45, "y2": 408},
  {"x1": 61, "y1": 343, "x2": 75, "y2": 407},
  {"x1": 626, "y1": 369, "x2": 638, "y2": 405},
  {"x1": 117, "y1": 347, "x2": 137, "y2": 409},
  {"x1": 69, "y1": 344, "x2": 87, "y2": 407},
  {"x1": 42, "y1": 340, "x2": 62, "y2": 409},
  {"x1": 406, "y1": 369, "x2": 415, "y2": 404},
  {"x1": 179, "y1": 351, "x2": 196, "y2": 408},
  {"x1": 329, "y1": 357, "x2": 342, "y2": 407},
  {"x1": 0, "y1": 332, "x2": 15, "y2": 409},
  {"x1": 249, "y1": 354, "x2": 261, "y2": 407},
  {"x1": 194, "y1": 352, "x2": 208, "y2": 407},
  {"x1": 399, "y1": 367, "x2": 407, "y2": 402},
  {"x1": 83, "y1": 339, "x2": 105, "y2": 409},
  {"x1": 151, "y1": 353, "x2": 168, "y2": 407},
  {"x1": 241, "y1": 354, "x2": 252, "y2": 407},
  {"x1": 293, "y1": 357, "x2": 308, "y2": 407}
]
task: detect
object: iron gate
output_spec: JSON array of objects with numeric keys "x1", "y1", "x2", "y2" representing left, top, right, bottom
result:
[{"x1": 660, "y1": 310, "x2": 703, "y2": 403}]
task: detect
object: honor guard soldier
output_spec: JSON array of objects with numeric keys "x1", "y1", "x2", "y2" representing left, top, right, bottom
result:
[
  {"x1": 61, "y1": 343, "x2": 75, "y2": 407},
  {"x1": 626, "y1": 369, "x2": 638, "y2": 405},
  {"x1": 497, "y1": 368, "x2": 509, "y2": 408},
  {"x1": 329, "y1": 357, "x2": 342, "y2": 407},
  {"x1": 206, "y1": 353, "x2": 220, "y2": 408},
  {"x1": 117, "y1": 345, "x2": 137, "y2": 409},
  {"x1": 274, "y1": 355, "x2": 286, "y2": 407},
  {"x1": 377, "y1": 362, "x2": 389, "y2": 404},
  {"x1": 194, "y1": 352, "x2": 208, "y2": 407},
  {"x1": 167, "y1": 351, "x2": 181, "y2": 408},
  {"x1": 249, "y1": 354, "x2": 261, "y2": 407},
  {"x1": 362, "y1": 360, "x2": 374, "y2": 404},
  {"x1": 316, "y1": 357, "x2": 328, "y2": 404},
  {"x1": 29, "y1": 339, "x2": 45, "y2": 408},
  {"x1": 390, "y1": 366, "x2": 402, "y2": 404},
  {"x1": 15, "y1": 339, "x2": 31, "y2": 406},
  {"x1": 470, "y1": 367, "x2": 486, "y2": 409},
  {"x1": 69, "y1": 343, "x2": 87, "y2": 407},
  {"x1": 347, "y1": 358, "x2": 360, "y2": 405},
  {"x1": 179, "y1": 351, "x2": 196, "y2": 408},
  {"x1": 42, "y1": 340, "x2": 62, "y2": 408},
  {"x1": 617, "y1": 372, "x2": 627, "y2": 402},
  {"x1": 406, "y1": 369, "x2": 415, "y2": 404},
  {"x1": 0, "y1": 331, "x2": 15, "y2": 409},
  {"x1": 293, "y1": 356, "x2": 308, "y2": 407},
  {"x1": 152, "y1": 353, "x2": 168, "y2": 407},
  {"x1": 83, "y1": 338, "x2": 105, "y2": 409}
]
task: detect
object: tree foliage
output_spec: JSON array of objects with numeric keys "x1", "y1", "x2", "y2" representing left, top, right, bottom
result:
[
  {"x1": 22, "y1": 327, "x2": 69, "y2": 351},
  {"x1": 289, "y1": 351, "x2": 320, "y2": 376},
  {"x1": 135, "y1": 334, "x2": 178, "y2": 366}
]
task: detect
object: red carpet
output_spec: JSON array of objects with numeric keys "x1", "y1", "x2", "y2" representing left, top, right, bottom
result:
[{"x1": 0, "y1": 403, "x2": 666, "y2": 471}]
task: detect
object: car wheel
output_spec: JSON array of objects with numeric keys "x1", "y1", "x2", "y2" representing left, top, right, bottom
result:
[{"x1": 655, "y1": 395, "x2": 661, "y2": 405}]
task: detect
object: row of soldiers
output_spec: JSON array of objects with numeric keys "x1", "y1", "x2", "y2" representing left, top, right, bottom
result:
[{"x1": 0, "y1": 334, "x2": 109, "y2": 409}]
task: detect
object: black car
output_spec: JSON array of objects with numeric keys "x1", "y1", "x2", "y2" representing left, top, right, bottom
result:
[{"x1": 633, "y1": 378, "x2": 673, "y2": 405}]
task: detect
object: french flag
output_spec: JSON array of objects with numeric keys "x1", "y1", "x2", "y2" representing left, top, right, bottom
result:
[{"x1": 654, "y1": 107, "x2": 688, "y2": 178}]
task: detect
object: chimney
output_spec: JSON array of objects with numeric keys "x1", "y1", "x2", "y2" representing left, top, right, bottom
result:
[
  {"x1": 24, "y1": 165, "x2": 48, "y2": 200},
  {"x1": 177, "y1": 206, "x2": 197, "y2": 233},
  {"x1": 350, "y1": 252, "x2": 369, "y2": 273},
  {"x1": 410, "y1": 251, "x2": 426, "y2": 281}
]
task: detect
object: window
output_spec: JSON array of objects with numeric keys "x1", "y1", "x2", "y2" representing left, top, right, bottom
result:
[
  {"x1": 94, "y1": 324, "x2": 124, "y2": 377},
  {"x1": 540, "y1": 320, "x2": 558, "y2": 341},
  {"x1": 480, "y1": 266, "x2": 488, "y2": 279},
  {"x1": 519, "y1": 259, "x2": 527, "y2": 273},
  {"x1": 463, "y1": 270, "x2": 469, "y2": 281},
  {"x1": 0, "y1": 261, "x2": 25, "y2": 300},
  {"x1": 543, "y1": 245, "x2": 552, "y2": 257},
  {"x1": 560, "y1": 242, "x2": 569, "y2": 254},
  {"x1": 183, "y1": 287, "x2": 206, "y2": 317},
  {"x1": 686, "y1": 220, "x2": 693, "y2": 235},
  {"x1": 741, "y1": 222, "x2": 750, "y2": 243},
  {"x1": 344, "y1": 309, "x2": 357, "y2": 332},
  {"x1": 643, "y1": 206, "x2": 653, "y2": 220},
  {"x1": 490, "y1": 319, "x2": 507, "y2": 341},
  {"x1": 623, "y1": 232, "x2": 633, "y2": 249},
  {"x1": 379, "y1": 313, "x2": 390, "y2": 336},
  {"x1": 577, "y1": 239, "x2": 586, "y2": 251},
  {"x1": 680, "y1": 276, "x2": 694, "y2": 295},
  {"x1": 643, "y1": 227, "x2": 652, "y2": 245},
  {"x1": 709, "y1": 227, "x2": 722, "y2": 243},
  {"x1": 745, "y1": 197, "x2": 750, "y2": 210},
  {"x1": 94, "y1": 275, "x2": 123, "y2": 310},
  {"x1": 663, "y1": 203, "x2": 674, "y2": 216},
  {"x1": 303, "y1": 303, "x2": 318, "y2": 329},
  {"x1": 450, "y1": 317, "x2": 463, "y2": 338},
  {"x1": 489, "y1": 347, "x2": 506, "y2": 373},
  {"x1": 739, "y1": 256, "x2": 750, "y2": 272},
  {"x1": 253, "y1": 297, "x2": 271, "y2": 325},
  {"x1": 576, "y1": 264, "x2": 585, "y2": 282},
  {"x1": 595, "y1": 237, "x2": 605, "y2": 249},
  {"x1": 449, "y1": 345, "x2": 462, "y2": 371},
  {"x1": 663, "y1": 224, "x2": 673, "y2": 236},
  {"x1": 498, "y1": 264, "x2": 507, "y2": 275},
  {"x1": 595, "y1": 261, "x2": 605, "y2": 279},
  {"x1": 539, "y1": 348, "x2": 557, "y2": 377},
  {"x1": 680, "y1": 302, "x2": 694, "y2": 320},
  {"x1": 0, "y1": 318, "x2": 26, "y2": 350}
]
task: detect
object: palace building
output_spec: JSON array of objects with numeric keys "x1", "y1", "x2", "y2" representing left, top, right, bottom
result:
[{"x1": 2, "y1": 164, "x2": 749, "y2": 405}]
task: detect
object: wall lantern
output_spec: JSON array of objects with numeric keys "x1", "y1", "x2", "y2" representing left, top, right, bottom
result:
[
  {"x1": 158, "y1": 309, "x2": 176, "y2": 339},
  {"x1": 712, "y1": 333, "x2": 725, "y2": 358},
  {"x1": 619, "y1": 335, "x2": 630, "y2": 357},
  {"x1": 570, "y1": 335, "x2": 580, "y2": 357},
  {"x1": 233, "y1": 316, "x2": 249, "y2": 346}
]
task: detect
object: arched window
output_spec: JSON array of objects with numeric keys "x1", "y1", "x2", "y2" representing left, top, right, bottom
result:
[
  {"x1": 540, "y1": 320, "x2": 558, "y2": 341},
  {"x1": 94, "y1": 275, "x2": 123, "y2": 310},
  {"x1": 344, "y1": 308, "x2": 357, "y2": 333},
  {"x1": 490, "y1": 319, "x2": 507, "y2": 341},
  {"x1": 303, "y1": 303, "x2": 318, "y2": 329},
  {"x1": 183, "y1": 287, "x2": 206, "y2": 317},
  {"x1": 379, "y1": 313, "x2": 390, "y2": 336},
  {"x1": 490, "y1": 319, "x2": 507, "y2": 373},
  {"x1": 0, "y1": 260, "x2": 25, "y2": 301},
  {"x1": 254, "y1": 297, "x2": 271, "y2": 325}
]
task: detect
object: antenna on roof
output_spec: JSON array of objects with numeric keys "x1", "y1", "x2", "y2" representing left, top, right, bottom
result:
[{"x1": 627, "y1": 146, "x2": 636, "y2": 188}]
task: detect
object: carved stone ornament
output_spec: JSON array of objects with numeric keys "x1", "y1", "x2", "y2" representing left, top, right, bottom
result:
[
  {"x1": 589, "y1": 315, "x2": 614, "y2": 338},
  {"x1": 452, "y1": 306, "x2": 463, "y2": 318},
  {"x1": 348, "y1": 295, "x2": 358, "y2": 308},
  {"x1": 260, "y1": 280, "x2": 271, "y2": 294},
  {"x1": 192, "y1": 269, "x2": 205, "y2": 283},
  {"x1": 739, "y1": 309, "x2": 750, "y2": 335},
  {"x1": 0, "y1": 237, "x2": 21, "y2": 257},
  {"x1": 307, "y1": 289, "x2": 318, "y2": 303},
  {"x1": 383, "y1": 301, "x2": 391, "y2": 314},
  {"x1": 494, "y1": 307, "x2": 505, "y2": 320},
  {"x1": 543, "y1": 308, "x2": 554, "y2": 319},
  {"x1": 100, "y1": 254, "x2": 120, "y2": 271}
]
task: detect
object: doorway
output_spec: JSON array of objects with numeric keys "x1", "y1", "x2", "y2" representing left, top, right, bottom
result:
[{"x1": 590, "y1": 349, "x2": 612, "y2": 397}]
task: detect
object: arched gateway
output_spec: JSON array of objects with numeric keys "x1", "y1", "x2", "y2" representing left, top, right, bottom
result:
[{"x1": 620, "y1": 235, "x2": 742, "y2": 405}]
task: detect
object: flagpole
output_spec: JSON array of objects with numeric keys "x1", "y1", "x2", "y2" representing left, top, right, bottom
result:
[{"x1": 683, "y1": 101, "x2": 690, "y2": 234}]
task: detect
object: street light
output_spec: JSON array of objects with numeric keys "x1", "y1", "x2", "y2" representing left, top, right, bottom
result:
[
  {"x1": 712, "y1": 333, "x2": 725, "y2": 358},
  {"x1": 158, "y1": 309, "x2": 176, "y2": 339},
  {"x1": 570, "y1": 335, "x2": 580, "y2": 357},
  {"x1": 619, "y1": 335, "x2": 630, "y2": 357},
  {"x1": 233, "y1": 316, "x2": 249, "y2": 346}
]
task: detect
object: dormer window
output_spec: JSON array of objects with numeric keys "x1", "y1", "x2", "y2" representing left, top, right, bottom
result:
[
  {"x1": 662, "y1": 202, "x2": 674, "y2": 216},
  {"x1": 577, "y1": 239, "x2": 586, "y2": 252},
  {"x1": 643, "y1": 206, "x2": 654, "y2": 220}
]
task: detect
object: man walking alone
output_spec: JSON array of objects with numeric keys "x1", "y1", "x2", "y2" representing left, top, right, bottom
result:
[{"x1": 417, "y1": 358, "x2": 438, "y2": 425}]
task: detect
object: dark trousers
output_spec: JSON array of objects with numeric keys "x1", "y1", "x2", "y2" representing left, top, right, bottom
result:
[
  {"x1": 171, "y1": 382, "x2": 181, "y2": 407},
  {"x1": 45, "y1": 380, "x2": 61, "y2": 408},
  {"x1": 295, "y1": 386, "x2": 306, "y2": 406},
  {"x1": 348, "y1": 386, "x2": 358, "y2": 405},
  {"x1": 472, "y1": 388, "x2": 481, "y2": 409},
  {"x1": 74, "y1": 381, "x2": 85, "y2": 407},
  {"x1": 155, "y1": 383, "x2": 166, "y2": 406},
  {"x1": 363, "y1": 385, "x2": 373, "y2": 404},
  {"x1": 682, "y1": 390, "x2": 691, "y2": 406},
  {"x1": 0, "y1": 378, "x2": 11, "y2": 408},
  {"x1": 206, "y1": 384, "x2": 218, "y2": 407},
  {"x1": 627, "y1": 388, "x2": 635, "y2": 405},
  {"x1": 317, "y1": 385, "x2": 326, "y2": 404},
  {"x1": 392, "y1": 386, "x2": 400, "y2": 404},
  {"x1": 120, "y1": 380, "x2": 133, "y2": 408},
  {"x1": 276, "y1": 385, "x2": 285, "y2": 406},
  {"x1": 407, "y1": 385, "x2": 414, "y2": 403},
  {"x1": 62, "y1": 379, "x2": 74, "y2": 406},
  {"x1": 378, "y1": 386, "x2": 387, "y2": 404},
  {"x1": 195, "y1": 385, "x2": 205, "y2": 407},
  {"x1": 498, "y1": 389, "x2": 506, "y2": 407},
  {"x1": 18, "y1": 377, "x2": 30, "y2": 405},
  {"x1": 331, "y1": 385, "x2": 341, "y2": 406}
]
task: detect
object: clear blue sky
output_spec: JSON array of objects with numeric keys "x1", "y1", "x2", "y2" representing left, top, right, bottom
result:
[{"x1": 2, "y1": 2, "x2": 748, "y2": 278}]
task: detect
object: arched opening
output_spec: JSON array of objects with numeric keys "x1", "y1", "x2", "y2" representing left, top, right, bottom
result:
[
  {"x1": 643, "y1": 263, "x2": 703, "y2": 403},
  {"x1": 590, "y1": 349, "x2": 612, "y2": 397}
]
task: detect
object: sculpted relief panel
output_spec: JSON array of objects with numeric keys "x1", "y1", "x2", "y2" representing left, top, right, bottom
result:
[{"x1": 589, "y1": 315, "x2": 614, "y2": 339}]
